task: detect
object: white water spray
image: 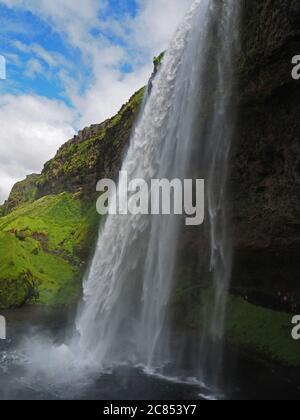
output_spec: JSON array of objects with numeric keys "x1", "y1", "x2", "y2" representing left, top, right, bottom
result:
[{"x1": 76, "y1": 0, "x2": 240, "y2": 388}]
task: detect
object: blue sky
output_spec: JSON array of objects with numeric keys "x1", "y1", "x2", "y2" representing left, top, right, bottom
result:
[
  {"x1": 0, "y1": 0, "x2": 139, "y2": 105},
  {"x1": 0, "y1": 0, "x2": 193, "y2": 202}
]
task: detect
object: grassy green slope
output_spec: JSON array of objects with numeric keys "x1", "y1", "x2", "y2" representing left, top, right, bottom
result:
[
  {"x1": 0, "y1": 193, "x2": 98, "y2": 308},
  {"x1": 226, "y1": 296, "x2": 300, "y2": 367},
  {"x1": 173, "y1": 284, "x2": 300, "y2": 367},
  {"x1": 0, "y1": 86, "x2": 145, "y2": 309}
]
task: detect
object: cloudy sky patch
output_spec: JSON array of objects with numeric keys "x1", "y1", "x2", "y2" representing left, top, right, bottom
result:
[{"x1": 0, "y1": 0, "x2": 193, "y2": 202}]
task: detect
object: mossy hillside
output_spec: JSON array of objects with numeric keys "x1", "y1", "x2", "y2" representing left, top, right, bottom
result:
[
  {"x1": 0, "y1": 192, "x2": 99, "y2": 308},
  {"x1": 109, "y1": 87, "x2": 145, "y2": 128},
  {"x1": 38, "y1": 88, "x2": 145, "y2": 199},
  {"x1": 0, "y1": 174, "x2": 41, "y2": 216},
  {"x1": 225, "y1": 296, "x2": 300, "y2": 367},
  {"x1": 172, "y1": 284, "x2": 300, "y2": 367},
  {"x1": 153, "y1": 52, "x2": 165, "y2": 71},
  {"x1": 1, "y1": 87, "x2": 145, "y2": 218},
  {"x1": 0, "y1": 232, "x2": 75, "y2": 308},
  {"x1": 0, "y1": 86, "x2": 144, "y2": 309}
]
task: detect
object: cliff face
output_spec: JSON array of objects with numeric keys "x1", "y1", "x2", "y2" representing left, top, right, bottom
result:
[
  {"x1": 0, "y1": 88, "x2": 144, "y2": 308},
  {"x1": 170, "y1": 0, "x2": 300, "y2": 367},
  {"x1": 231, "y1": 0, "x2": 300, "y2": 299},
  {"x1": 0, "y1": 174, "x2": 40, "y2": 216},
  {"x1": 220, "y1": 0, "x2": 300, "y2": 366},
  {"x1": 37, "y1": 88, "x2": 144, "y2": 201},
  {"x1": 1, "y1": 88, "x2": 144, "y2": 217}
]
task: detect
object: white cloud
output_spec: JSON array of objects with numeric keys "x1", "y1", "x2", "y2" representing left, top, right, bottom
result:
[
  {"x1": 133, "y1": 0, "x2": 194, "y2": 53},
  {"x1": 0, "y1": 0, "x2": 194, "y2": 202},
  {"x1": 76, "y1": 64, "x2": 152, "y2": 128},
  {"x1": 0, "y1": 94, "x2": 75, "y2": 202},
  {"x1": 24, "y1": 58, "x2": 45, "y2": 78},
  {"x1": 2, "y1": 0, "x2": 104, "y2": 54},
  {"x1": 2, "y1": 0, "x2": 194, "y2": 124},
  {"x1": 14, "y1": 40, "x2": 71, "y2": 70},
  {"x1": 64, "y1": 0, "x2": 194, "y2": 125}
]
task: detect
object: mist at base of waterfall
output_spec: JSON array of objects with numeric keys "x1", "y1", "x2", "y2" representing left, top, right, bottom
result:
[
  {"x1": 0, "y1": 307, "x2": 300, "y2": 401},
  {"x1": 0, "y1": 307, "x2": 212, "y2": 400},
  {"x1": 1, "y1": 307, "x2": 299, "y2": 401}
]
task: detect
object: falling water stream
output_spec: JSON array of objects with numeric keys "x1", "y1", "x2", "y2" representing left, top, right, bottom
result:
[
  {"x1": 1, "y1": 0, "x2": 300, "y2": 401},
  {"x1": 0, "y1": 0, "x2": 246, "y2": 400},
  {"x1": 76, "y1": 0, "x2": 240, "y2": 391}
]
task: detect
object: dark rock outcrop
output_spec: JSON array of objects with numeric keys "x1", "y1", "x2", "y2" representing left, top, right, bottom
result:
[
  {"x1": 231, "y1": 0, "x2": 300, "y2": 298},
  {"x1": 0, "y1": 88, "x2": 144, "y2": 309},
  {"x1": 37, "y1": 88, "x2": 145, "y2": 201},
  {"x1": 0, "y1": 174, "x2": 40, "y2": 216}
]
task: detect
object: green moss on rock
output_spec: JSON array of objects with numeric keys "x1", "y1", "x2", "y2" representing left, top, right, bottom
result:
[
  {"x1": 37, "y1": 88, "x2": 145, "y2": 200},
  {"x1": 0, "y1": 86, "x2": 144, "y2": 309},
  {"x1": 172, "y1": 284, "x2": 300, "y2": 367},
  {"x1": 0, "y1": 193, "x2": 99, "y2": 308},
  {"x1": 225, "y1": 296, "x2": 300, "y2": 367},
  {"x1": 0, "y1": 174, "x2": 40, "y2": 216},
  {"x1": 153, "y1": 52, "x2": 165, "y2": 70}
]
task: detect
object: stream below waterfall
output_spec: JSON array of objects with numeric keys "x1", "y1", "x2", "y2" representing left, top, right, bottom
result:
[{"x1": 0, "y1": 307, "x2": 299, "y2": 400}]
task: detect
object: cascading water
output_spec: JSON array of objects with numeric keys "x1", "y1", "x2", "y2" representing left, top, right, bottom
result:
[{"x1": 76, "y1": 0, "x2": 240, "y2": 390}]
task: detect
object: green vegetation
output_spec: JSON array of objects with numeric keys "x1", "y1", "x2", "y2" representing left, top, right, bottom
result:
[
  {"x1": 225, "y1": 296, "x2": 300, "y2": 367},
  {"x1": 109, "y1": 87, "x2": 145, "y2": 128},
  {"x1": 37, "y1": 87, "x2": 145, "y2": 199},
  {"x1": 172, "y1": 284, "x2": 300, "y2": 367},
  {"x1": 0, "y1": 193, "x2": 99, "y2": 308},
  {"x1": 153, "y1": 52, "x2": 165, "y2": 69},
  {"x1": 0, "y1": 174, "x2": 40, "y2": 216},
  {"x1": 0, "y1": 85, "x2": 145, "y2": 309}
]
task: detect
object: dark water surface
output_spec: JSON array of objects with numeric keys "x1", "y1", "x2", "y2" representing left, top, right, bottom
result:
[{"x1": 0, "y1": 307, "x2": 299, "y2": 400}]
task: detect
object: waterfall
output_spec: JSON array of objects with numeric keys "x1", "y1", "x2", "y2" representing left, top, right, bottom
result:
[{"x1": 76, "y1": 0, "x2": 240, "y2": 389}]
